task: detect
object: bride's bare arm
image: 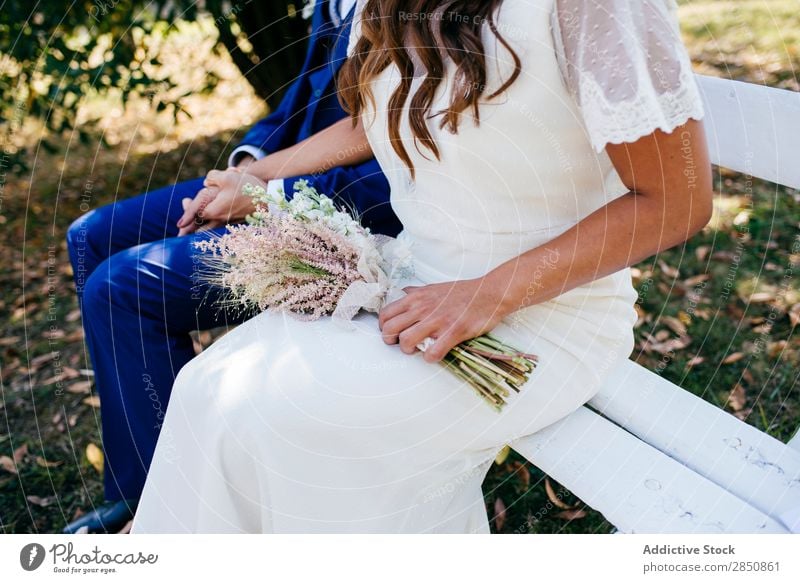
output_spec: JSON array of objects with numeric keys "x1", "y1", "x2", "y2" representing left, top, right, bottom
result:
[
  {"x1": 497, "y1": 117, "x2": 713, "y2": 306},
  {"x1": 247, "y1": 117, "x2": 373, "y2": 182},
  {"x1": 379, "y1": 118, "x2": 714, "y2": 362}
]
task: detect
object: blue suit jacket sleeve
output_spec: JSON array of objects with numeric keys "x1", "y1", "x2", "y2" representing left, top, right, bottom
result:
[
  {"x1": 234, "y1": 5, "x2": 327, "y2": 154},
  {"x1": 236, "y1": 65, "x2": 311, "y2": 154},
  {"x1": 281, "y1": 159, "x2": 402, "y2": 238}
]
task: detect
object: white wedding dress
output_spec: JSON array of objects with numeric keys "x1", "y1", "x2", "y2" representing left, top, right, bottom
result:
[{"x1": 131, "y1": 0, "x2": 705, "y2": 533}]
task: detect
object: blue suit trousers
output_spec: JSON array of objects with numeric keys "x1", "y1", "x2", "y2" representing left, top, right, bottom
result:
[{"x1": 66, "y1": 178, "x2": 249, "y2": 502}]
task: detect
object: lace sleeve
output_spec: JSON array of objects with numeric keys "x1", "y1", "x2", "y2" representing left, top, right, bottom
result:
[{"x1": 551, "y1": 0, "x2": 705, "y2": 153}]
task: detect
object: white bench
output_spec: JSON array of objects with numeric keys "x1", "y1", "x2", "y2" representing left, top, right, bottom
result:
[{"x1": 510, "y1": 74, "x2": 800, "y2": 534}]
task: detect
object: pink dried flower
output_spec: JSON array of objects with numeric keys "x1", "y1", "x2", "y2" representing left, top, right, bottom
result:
[{"x1": 195, "y1": 211, "x2": 364, "y2": 321}]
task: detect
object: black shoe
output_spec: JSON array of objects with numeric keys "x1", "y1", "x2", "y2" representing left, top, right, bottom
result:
[{"x1": 62, "y1": 498, "x2": 139, "y2": 534}]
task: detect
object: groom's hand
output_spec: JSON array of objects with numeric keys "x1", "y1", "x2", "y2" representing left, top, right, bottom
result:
[
  {"x1": 177, "y1": 185, "x2": 219, "y2": 236},
  {"x1": 377, "y1": 278, "x2": 509, "y2": 363},
  {"x1": 177, "y1": 161, "x2": 266, "y2": 236}
]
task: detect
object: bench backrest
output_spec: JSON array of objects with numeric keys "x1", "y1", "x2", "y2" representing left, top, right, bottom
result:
[{"x1": 696, "y1": 74, "x2": 800, "y2": 190}]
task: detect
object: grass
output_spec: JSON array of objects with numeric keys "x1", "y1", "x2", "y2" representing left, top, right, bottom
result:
[{"x1": 1, "y1": 1, "x2": 799, "y2": 534}]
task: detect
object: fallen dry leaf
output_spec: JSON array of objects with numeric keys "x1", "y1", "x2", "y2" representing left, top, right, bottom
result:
[
  {"x1": 511, "y1": 461, "x2": 530, "y2": 490},
  {"x1": 554, "y1": 508, "x2": 587, "y2": 520},
  {"x1": 658, "y1": 259, "x2": 680, "y2": 279},
  {"x1": 686, "y1": 355, "x2": 705, "y2": 367},
  {"x1": 67, "y1": 380, "x2": 93, "y2": 394},
  {"x1": 35, "y1": 456, "x2": 63, "y2": 468},
  {"x1": 711, "y1": 250, "x2": 737, "y2": 261},
  {"x1": 695, "y1": 245, "x2": 711, "y2": 261},
  {"x1": 30, "y1": 352, "x2": 58, "y2": 369},
  {"x1": 789, "y1": 304, "x2": 800, "y2": 328},
  {"x1": 0, "y1": 455, "x2": 17, "y2": 474},
  {"x1": 722, "y1": 352, "x2": 746, "y2": 365},
  {"x1": 752, "y1": 323, "x2": 773, "y2": 334},
  {"x1": 82, "y1": 395, "x2": 101, "y2": 408},
  {"x1": 545, "y1": 477, "x2": 576, "y2": 510},
  {"x1": 767, "y1": 341, "x2": 787, "y2": 360},
  {"x1": 494, "y1": 498, "x2": 507, "y2": 531},
  {"x1": 13, "y1": 443, "x2": 28, "y2": 463},
  {"x1": 61, "y1": 367, "x2": 81, "y2": 379},
  {"x1": 661, "y1": 316, "x2": 688, "y2": 337},
  {"x1": 86, "y1": 443, "x2": 104, "y2": 473},
  {"x1": 494, "y1": 444, "x2": 510, "y2": 465},
  {"x1": 747, "y1": 291, "x2": 776, "y2": 304},
  {"x1": 693, "y1": 308, "x2": 712, "y2": 321},
  {"x1": 727, "y1": 383, "x2": 747, "y2": 412},
  {"x1": 654, "y1": 330, "x2": 670, "y2": 342},
  {"x1": 26, "y1": 495, "x2": 56, "y2": 507},
  {"x1": 659, "y1": 282, "x2": 681, "y2": 296},
  {"x1": 64, "y1": 330, "x2": 84, "y2": 342},
  {"x1": 727, "y1": 303, "x2": 746, "y2": 319},
  {"x1": 684, "y1": 273, "x2": 711, "y2": 287},
  {"x1": 646, "y1": 335, "x2": 692, "y2": 355}
]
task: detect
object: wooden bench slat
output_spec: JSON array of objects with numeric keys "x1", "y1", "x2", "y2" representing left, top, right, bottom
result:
[
  {"x1": 789, "y1": 431, "x2": 800, "y2": 453},
  {"x1": 696, "y1": 74, "x2": 800, "y2": 190},
  {"x1": 511, "y1": 406, "x2": 788, "y2": 533},
  {"x1": 588, "y1": 359, "x2": 800, "y2": 530}
]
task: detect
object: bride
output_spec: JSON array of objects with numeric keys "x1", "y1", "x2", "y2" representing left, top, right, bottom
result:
[{"x1": 131, "y1": 0, "x2": 712, "y2": 533}]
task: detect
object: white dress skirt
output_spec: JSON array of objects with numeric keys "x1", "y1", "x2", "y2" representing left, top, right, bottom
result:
[{"x1": 131, "y1": 0, "x2": 706, "y2": 533}]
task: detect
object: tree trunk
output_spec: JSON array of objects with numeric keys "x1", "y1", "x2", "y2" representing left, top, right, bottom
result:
[{"x1": 208, "y1": 1, "x2": 309, "y2": 110}]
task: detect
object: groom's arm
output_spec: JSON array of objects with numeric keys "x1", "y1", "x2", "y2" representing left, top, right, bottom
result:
[
  {"x1": 247, "y1": 117, "x2": 400, "y2": 233},
  {"x1": 179, "y1": 118, "x2": 401, "y2": 236},
  {"x1": 227, "y1": 78, "x2": 309, "y2": 167}
]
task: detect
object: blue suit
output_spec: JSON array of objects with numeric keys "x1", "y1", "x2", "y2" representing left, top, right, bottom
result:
[{"x1": 66, "y1": 1, "x2": 398, "y2": 503}]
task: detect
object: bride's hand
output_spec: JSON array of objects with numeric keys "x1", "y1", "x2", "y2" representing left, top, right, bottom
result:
[{"x1": 378, "y1": 278, "x2": 511, "y2": 363}]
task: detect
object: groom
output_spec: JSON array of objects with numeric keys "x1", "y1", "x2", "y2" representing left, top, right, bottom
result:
[{"x1": 64, "y1": 0, "x2": 398, "y2": 534}]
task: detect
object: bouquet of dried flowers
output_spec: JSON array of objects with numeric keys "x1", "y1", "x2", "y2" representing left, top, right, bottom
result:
[{"x1": 195, "y1": 180, "x2": 537, "y2": 411}]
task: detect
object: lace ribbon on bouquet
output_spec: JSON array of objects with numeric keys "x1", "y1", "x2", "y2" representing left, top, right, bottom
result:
[{"x1": 331, "y1": 236, "x2": 414, "y2": 327}]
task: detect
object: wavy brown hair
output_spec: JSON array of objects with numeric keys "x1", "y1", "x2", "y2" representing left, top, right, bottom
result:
[{"x1": 338, "y1": 0, "x2": 521, "y2": 178}]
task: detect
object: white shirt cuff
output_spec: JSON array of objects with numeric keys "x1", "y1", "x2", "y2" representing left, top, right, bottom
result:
[{"x1": 228, "y1": 145, "x2": 267, "y2": 168}]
